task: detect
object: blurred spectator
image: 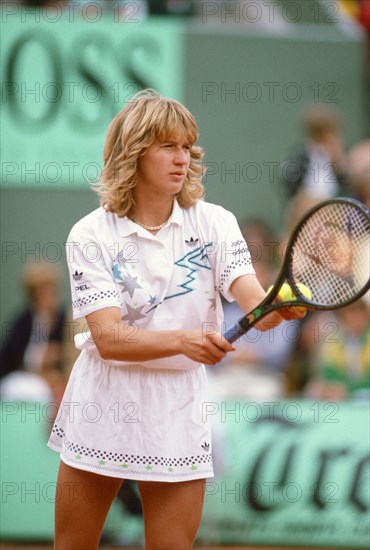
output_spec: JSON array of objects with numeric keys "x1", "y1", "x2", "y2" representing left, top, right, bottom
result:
[
  {"x1": 0, "y1": 262, "x2": 70, "y2": 404},
  {"x1": 208, "y1": 219, "x2": 297, "y2": 400},
  {"x1": 281, "y1": 104, "x2": 349, "y2": 232},
  {"x1": 284, "y1": 310, "x2": 320, "y2": 396},
  {"x1": 347, "y1": 138, "x2": 370, "y2": 208},
  {"x1": 339, "y1": 0, "x2": 370, "y2": 35},
  {"x1": 238, "y1": 218, "x2": 279, "y2": 287},
  {"x1": 304, "y1": 297, "x2": 370, "y2": 401},
  {"x1": 147, "y1": 0, "x2": 195, "y2": 16}
]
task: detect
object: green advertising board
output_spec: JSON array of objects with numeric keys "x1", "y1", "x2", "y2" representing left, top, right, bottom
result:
[
  {"x1": 199, "y1": 400, "x2": 370, "y2": 548},
  {"x1": 1, "y1": 399, "x2": 368, "y2": 546},
  {"x1": 1, "y1": 13, "x2": 184, "y2": 187}
]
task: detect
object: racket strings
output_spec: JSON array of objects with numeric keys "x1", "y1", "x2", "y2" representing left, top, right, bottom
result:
[{"x1": 289, "y1": 203, "x2": 370, "y2": 306}]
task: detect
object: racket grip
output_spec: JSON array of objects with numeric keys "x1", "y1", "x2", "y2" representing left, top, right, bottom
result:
[{"x1": 222, "y1": 322, "x2": 246, "y2": 344}]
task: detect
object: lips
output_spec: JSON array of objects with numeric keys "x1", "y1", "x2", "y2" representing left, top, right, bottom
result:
[{"x1": 171, "y1": 171, "x2": 185, "y2": 176}]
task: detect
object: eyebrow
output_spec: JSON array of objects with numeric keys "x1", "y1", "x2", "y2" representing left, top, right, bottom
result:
[{"x1": 161, "y1": 139, "x2": 191, "y2": 146}]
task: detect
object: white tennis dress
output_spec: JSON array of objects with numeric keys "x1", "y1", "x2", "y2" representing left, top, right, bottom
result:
[{"x1": 47, "y1": 200, "x2": 254, "y2": 481}]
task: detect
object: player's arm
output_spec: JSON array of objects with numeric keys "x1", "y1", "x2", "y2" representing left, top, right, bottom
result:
[
  {"x1": 230, "y1": 274, "x2": 305, "y2": 331},
  {"x1": 86, "y1": 307, "x2": 235, "y2": 366}
]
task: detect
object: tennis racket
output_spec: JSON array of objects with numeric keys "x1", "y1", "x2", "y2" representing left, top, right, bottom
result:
[{"x1": 223, "y1": 197, "x2": 370, "y2": 343}]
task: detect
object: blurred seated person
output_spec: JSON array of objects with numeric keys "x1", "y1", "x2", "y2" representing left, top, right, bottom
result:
[
  {"x1": 347, "y1": 138, "x2": 370, "y2": 208},
  {"x1": 0, "y1": 262, "x2": 68, "y2": 404},
  {"x1": 281, "y1": 104, "x2": 348, "y2": 231},
  {"x1": 304, "y1": 297, "x2": 370, "y2": 401},
  {"x1": 209, "y1": 219, "x2": 297, "y2": 400}
]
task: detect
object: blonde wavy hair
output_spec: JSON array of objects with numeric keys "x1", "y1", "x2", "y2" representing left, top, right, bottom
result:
[{"x1": 96, "y1": 89, "x2": 205, "y2": 217}]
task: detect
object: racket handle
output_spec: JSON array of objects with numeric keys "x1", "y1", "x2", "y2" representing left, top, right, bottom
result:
[{"x1": 222, "y1": 322, "x2": 247, "y2": 344}]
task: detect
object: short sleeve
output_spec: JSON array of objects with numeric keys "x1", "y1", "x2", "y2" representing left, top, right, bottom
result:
[
  {"x1": 66, "y1": 227, "x2": 121, "y2": 320},
  {"x1": 207, "y1": 207, "x2": 255, "y2": 302}
]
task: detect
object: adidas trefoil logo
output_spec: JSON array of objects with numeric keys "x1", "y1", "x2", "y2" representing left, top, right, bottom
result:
[
  {"x1": 201, "y1": 441, "x2": 210, "y2": 452},
  {"x1": 72, "y1": 270, "x2": 83, "y2": 281},
  {"x1": 185, "y1": 237, "x2": 199, "y2": 246}
]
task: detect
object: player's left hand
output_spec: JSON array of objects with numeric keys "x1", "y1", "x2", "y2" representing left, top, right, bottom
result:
[{"x1": 275, "y1": 294, "x2": 307, "y2": 320}]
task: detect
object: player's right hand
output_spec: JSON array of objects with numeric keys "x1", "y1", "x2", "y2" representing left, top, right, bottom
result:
[{"x1": 180, "y1": 330, "x2": 235, "y2": 366}]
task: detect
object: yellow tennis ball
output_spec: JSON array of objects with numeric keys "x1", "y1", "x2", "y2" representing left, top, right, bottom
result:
[
  {"x1": 267, "y1": 283, "x2": 295, "y2": 302},
  {"x1": 267, "y1": 282, "x2": 312, "y2": 311},
  {"x1": 267, "y1": 283, "x2": 294, "y2": 301},
  {"x1": 296, "y1": 282, "x2": 312, "y2": 301},
  {"x1": 295, "y1": 282, "x2": 312, "y2": 312},
  {"x1": 279, "y1": 283, "x2": 295, "y2": 302}
]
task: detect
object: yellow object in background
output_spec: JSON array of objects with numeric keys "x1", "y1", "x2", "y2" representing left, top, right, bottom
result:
[{"x1": 339, "y1": 0, "x2": 360, "y2": 19}]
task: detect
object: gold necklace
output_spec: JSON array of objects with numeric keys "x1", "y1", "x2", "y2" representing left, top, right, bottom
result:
[{"x1": 131, "y1": 218, "x2": 169, "y2": 231}]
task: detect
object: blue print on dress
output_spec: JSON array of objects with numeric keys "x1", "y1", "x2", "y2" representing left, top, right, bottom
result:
[{"x1": 146, "y1": 244, "x2": 213, "y2": 313}]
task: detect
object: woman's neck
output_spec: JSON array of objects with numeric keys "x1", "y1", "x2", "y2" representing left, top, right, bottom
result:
[{"x1": 131, "y1": 196, "x2": 174, "y2": 227}]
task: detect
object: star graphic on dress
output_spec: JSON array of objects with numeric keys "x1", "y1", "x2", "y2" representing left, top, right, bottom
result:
[
  {"x1": 98, "y1": 459, "x2": 106, "y2": 465},
  {"x1": 168, "y1": 467, "x2": 174, "y2": 472},
  {"x1": 148, "y1": 295, "x2": 157, "y2": 306},
  {"x1": 146, "y1": 464, "x2": 153, "y2": 471},
  {"x1": 121, "y1": 463, "x2": 128, "y2": 469},
  {"x1": 208, "y1": 297, "x2": 217, "y2": 310},
  {"x1": 122, "y1": 302, "x2": 146, "y2": 325},
  {"x1": 190, "y1": 465, "x2": 198, "y2": 471},
  {"x1": 120, "y1": 272, "x2": 143, "y2": 298}
]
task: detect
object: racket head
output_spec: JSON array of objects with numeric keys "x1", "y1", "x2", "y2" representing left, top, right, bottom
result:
[{"x1": 284, "y1": 198, "x2": 370, "y2": 309}]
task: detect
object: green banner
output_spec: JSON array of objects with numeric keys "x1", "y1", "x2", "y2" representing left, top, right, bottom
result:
[
  {"x1": 1, "y1": 13, "x2": 184, "y2": 187},
  {"x1": 199, "y1": 400, "x2": 370, "y2": 548},
  {"x1": 1, "y1": 399, "x2": 369, "y2": 545}
]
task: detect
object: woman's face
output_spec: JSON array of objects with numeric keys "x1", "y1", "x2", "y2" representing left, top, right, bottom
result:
[{"x1": 135, "y1": 135, "x2": 191, "y2": 200}]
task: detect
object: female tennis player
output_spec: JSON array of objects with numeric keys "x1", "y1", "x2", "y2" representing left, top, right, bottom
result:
[{"x1": 48, "y1": 89, "x2": 305, "y2": 549}]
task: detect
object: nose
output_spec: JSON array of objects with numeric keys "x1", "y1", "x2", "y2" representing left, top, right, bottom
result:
[{"x1": 174, "y1": 147, "x2": 189, "y2": 165}]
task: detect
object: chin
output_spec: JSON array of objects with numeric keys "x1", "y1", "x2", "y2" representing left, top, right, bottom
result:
[{"x1": 167, "y1": 182, "x2": 184, "y2": 195}]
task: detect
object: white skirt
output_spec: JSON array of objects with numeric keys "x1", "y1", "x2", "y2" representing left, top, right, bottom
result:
[{"x1": 47, "y1": 350, "x2": 214, "y2": 482}]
